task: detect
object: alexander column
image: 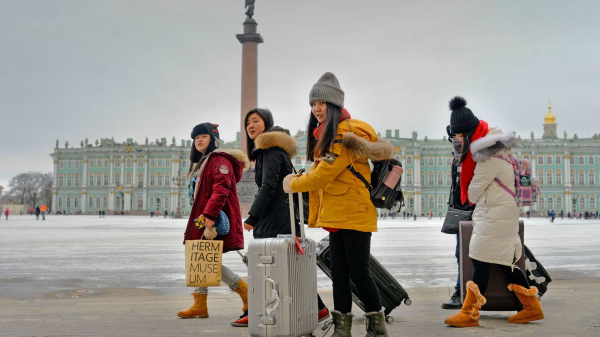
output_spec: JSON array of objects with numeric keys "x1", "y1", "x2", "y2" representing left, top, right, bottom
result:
[{"x1": 236, "y1": 0, "x2": 263, "y2": 154}]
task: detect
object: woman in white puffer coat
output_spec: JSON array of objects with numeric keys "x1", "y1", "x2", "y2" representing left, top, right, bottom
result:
[{"x1": 444, "y1": 106, "x2": 545, "y2": 328}]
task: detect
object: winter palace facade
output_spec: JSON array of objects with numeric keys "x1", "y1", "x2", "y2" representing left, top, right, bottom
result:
[{"x1": 52, "y1": 103, "x2": 600, "y2": 216}]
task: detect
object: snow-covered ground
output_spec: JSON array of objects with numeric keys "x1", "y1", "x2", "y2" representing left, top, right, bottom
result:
[{"x1": 1, "y1": 215, "x2": 598, "y2": 299}]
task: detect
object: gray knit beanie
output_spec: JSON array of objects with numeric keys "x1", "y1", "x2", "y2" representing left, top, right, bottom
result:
[{"x1": 309, "y1": 72, "x2": 344, "y2": 108}]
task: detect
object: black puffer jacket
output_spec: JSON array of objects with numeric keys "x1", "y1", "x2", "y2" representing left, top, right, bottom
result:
[{"x1": 245, "y1": 128, "x2": 301, "y2": 238}]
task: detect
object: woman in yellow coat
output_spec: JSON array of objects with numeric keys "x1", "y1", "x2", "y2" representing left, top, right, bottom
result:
[{"x1": 283, "y1": 72, "x2": 396, "y2": 337}]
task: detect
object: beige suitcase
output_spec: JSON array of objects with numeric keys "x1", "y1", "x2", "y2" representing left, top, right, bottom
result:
[{"x1": 459, "y1": 220, "x2": 525, "y2": 311}]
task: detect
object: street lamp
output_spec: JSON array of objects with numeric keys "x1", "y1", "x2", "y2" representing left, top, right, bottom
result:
[
  {"x1": 31, "y1": 190, "x2": 37, "y2": 210},
  {"x1": 172, "y1": 176, "x2": 184, "y2": 218}
]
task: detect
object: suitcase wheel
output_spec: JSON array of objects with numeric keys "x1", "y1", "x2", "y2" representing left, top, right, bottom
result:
[
  {"x1": 385, "y1": 316, "x2": 394, "y2": 324},
  {"x1": 404, "y1": 298, "x2": 412, "y2": 306}
]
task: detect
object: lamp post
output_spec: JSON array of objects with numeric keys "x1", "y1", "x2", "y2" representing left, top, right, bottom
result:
[
  {"x1": 172, "y1": 176, "x2": 183, "y2": 219},
  {"x1": 31, "y1": 190, "x2": 37, "y2": 211}
]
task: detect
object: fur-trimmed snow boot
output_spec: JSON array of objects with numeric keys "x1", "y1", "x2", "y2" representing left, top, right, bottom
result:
[
  {"x1": 177, "y1": 293, "x2": 208, "y2": 318},
  {"x1": 364, "y1": 309, "x2": 388, "y2": 336},
  {"x1": 444, "y1": 281, "x2": 486, "y2": 327},
  {"x1": 232, "y1": 279, "x2": 248, "y2": 312},
  {"x1": 330, "y1": 310, "x2": 353, "y2": 337},
  {"x1": 507, "y1": 284, "x2": 544, "y2": 324}
]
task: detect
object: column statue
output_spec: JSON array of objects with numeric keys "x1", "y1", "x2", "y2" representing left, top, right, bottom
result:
[{"x1": 245, "y1": 0, "x2": 255, "y2": 18}]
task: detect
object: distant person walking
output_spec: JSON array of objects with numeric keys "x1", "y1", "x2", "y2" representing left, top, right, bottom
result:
[
  {"x1": 550, "y1": 210, "x2": 555, "y2": 223},
  {"x1": 4, "y1": 208, "x2": 9, "y2": 220},
  {"x1": 99, "y1": 210, "x2": 102, "y2": 218},
  {"x1": 35, "y1": 206, "x2": 40, "y2": 220},
  {"x1": 164, "y1": 210, "x2": 168, "y2": 218},
  {"x1": 41, "y1": 204, "x2": 47, "y2": 220}
]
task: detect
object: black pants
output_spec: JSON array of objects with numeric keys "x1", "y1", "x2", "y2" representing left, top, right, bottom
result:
[
  {"x1": 471, "y1": 258, "x2": 529, "y2": 295},
  {"x1": 329, "y1": 229, "x2": 381, "y2": 314}
]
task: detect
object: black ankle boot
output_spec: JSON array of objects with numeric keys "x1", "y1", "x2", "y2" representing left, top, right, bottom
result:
[{"x1": 441, "y1": 290, "x2": 462, "y2": 309}]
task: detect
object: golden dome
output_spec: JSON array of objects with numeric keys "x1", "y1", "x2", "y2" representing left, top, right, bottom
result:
[{"x1": 544, "y1": 100, "x2": 556, "y2": 124}]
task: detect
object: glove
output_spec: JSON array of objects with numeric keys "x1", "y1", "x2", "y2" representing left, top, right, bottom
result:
[{"x1": 283, "y1": 173, "x2": 295, "y2": 193}]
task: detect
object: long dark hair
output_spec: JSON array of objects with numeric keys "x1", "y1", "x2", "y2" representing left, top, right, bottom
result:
[
  {"x1": 244, "y1": 108, "x2": 274, "y2": 161},
  {"x1": 457, "y1": 128, "x2": 477, "y2": 165},
  {"x1": 307, "y1": 103, "x2": 341, "y2": 160},
  {"x1": 188, "y1": 135, "x2": 218, "y2": 173}
]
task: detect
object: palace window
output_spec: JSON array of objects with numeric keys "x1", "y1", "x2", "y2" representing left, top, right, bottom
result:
[
  {"x1": 103, "y1": 197, "x2": 108, "y2": 208},
  {"x1": 539, "y1": 198, "x2": 544, "y2": 210},
  {"x1": 96, "y1": 173, "x2": 101, "y2": 186},
  {"x1": 295, "y1": 156, "x2": 302, "y2": 165},
  {"x1": 127, "y1": 159, "x2": 133, "y2": 168},
  {"x1": 66, "y1": 197, "x2": 71, "y2": 208},
  {"x1": 428, "y1": 196, "x2": 434, "y2": 210},
  {"x1": 181, "y1": 160, "x2": 187, "y2": 168},
  {"x1": 58, "y1": 197, "x2": 63, "y2": 208},
  {"x1": 538, "y1": 170, "x2": 544, "y2": 184},
  {"x1": 138, "y1": 173, "x2": 144, "y2": 187},
  {"x1": 446, "y1": 157, "x2": 452, "y2": 166},
  {"x1": 115, "y1": 159, "x2": 121, "y2": 168},
  {"x1": 150, "y1": 160, "x2": 155, "y2": 168},
  {"x1": 89, "y1": 173, "x2": 94, "y2": 186},
  {"x1": 116, "y1": 196, "x2": 121, "y2": 209},
  {"x1": 555, "y1": 171, "x2": 562, "y2": 185},
  {"x1": 59, "y1": 161, "x2": 64, "y2": 169},
  {"x1": 580, "y1": 198, "x2": 586, "y2": 210},
  {"x1": 437, "y1": 197, "x2": 444, "y2": 210},
  {"x1": 547, "y1": 197, "x2": 553, "y2": 210},
  {"x1": 165, "y1": 173, "x2": 170, "y2": 186},
  {"x1": 74, "y1": 197, "x2": 79, "y2": 208},
  {"x1": 67, "y1": 160, "x2": 72, "y2": 169},
  {"x1": 420, "y1": 171, "x2": 425, "y2": 184},
  {"x1": 591, "y1": 197, "x2": 597, "y2": 210},
  {"x1": 157, "y1": 173, "x2": 163, "y2": 187},
  {"x1": 104, "y1": 160, "x2": 109, "y2": 168},
  {"x1": 446, "y1": 171, "x2": 451, "y2": 186},
  {"x1": 165, "y1": 160, "x2": 170, "y2": 168},
  {"x1": 406, "y1": 156, "x2": 413, "y2": 165},
  {"x1": 420, "y1": 158, "x2": 424, "y2": 167},
  {"x1": 579, "y1": 156, "x2": 584, "y2": 165},
  {"x1": 579, "y1": 172, "x2": 585, "y2": 185},
  {"x1": 115, "y1": 172, "x2": 120, "y2": 186},
  {"x1": 406, "y1": 171, "x2": 413, "y2": 185},
  {"x1": 67, "y1": 174, "x2": 72, "y2": 187},
  {"x1": 89, "y1": 197, "x2": 93, "y2": 208},
  {"x1": 126, "y1": 172, "x2": 132, "y2": 185},
  {"x1": 428, "y1": 158, "x2": 434, "y2": 167},
  {"x1": 570, "y1": 156, "x2": 575, "y2": 165},
  {"x1": 537, "y1": 156, "x2": 543, "y2": 165},
  {"x1": 523, "y1": 155, "x2": 530, "y2": 161},
  {"x1": 556, "y1": 156, "x2": 561, "y2": 165},
  {"x1": 137, "y1": 196, "x2": 143, "y2": 209},
  {"x1": 149, "y1": 197, "x2": 155, "y2": 209},
  {"x1": 570, "y1": 170, "x2": 575, "y2": 183},
  {"x1": 165, "y1": 197, "x2": 170, "y2": 209},
  {"x1": 546, "y1": 156, "x2": 552, "y2": 165},
  {"x1": 437, "y1": 172, "x2": 443, "y2": 186},
  {"x1": 150, "y1": 173, "x2": 155, "y2": 187},
  {"x1": 97, "y1": 159, "x2": 102, "y2": 167},
  {"x1": 428, "y1": 172, "x2": 434, "y2": 186},
  {"x1": 589, "y1": 170, "x2": 595, "y2": 185},
  {"x1": 437, "y1": 158, "x2": 443, "y2": 166},
  {"x1": 590, "y1": 156, "x2": 595, "y2": 165},
  {"x1": 138, "y1": 158, "x2": 144, "y2": 167},
  {"x1": 59, "y1": 174, "x2": 64, "y2": 187},
  {"x1": 556, "y1": 197, "x2": 562, "y2": 210},
  {"x1": 158, "y1": 159, "x2": 163, "y2": 168},
  {"x1": 96, "y1": 197, "x2": 101, "y2": 209},
  {"x1": 75, "y1": 173, "x2": 80, "y2": 187},
  {"x1": 104, "y1": 172, "x2": 109, "y2": 186},
  {"x1": 546, "y1": 171, "x2": 553, "y2": 185}
]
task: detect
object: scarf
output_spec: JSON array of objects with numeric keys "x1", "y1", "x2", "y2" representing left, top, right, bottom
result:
[
  {"x1": 460, "y1": 120, "x2": 489, "y2": 205},
  {"x1": 312, "y1": 108, "x2": 351, "y2": 140}
]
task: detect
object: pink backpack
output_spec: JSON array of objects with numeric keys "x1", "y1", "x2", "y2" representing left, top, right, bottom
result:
[{"x1": 494, "y1": 155, "x2": 540, "y2": 207}]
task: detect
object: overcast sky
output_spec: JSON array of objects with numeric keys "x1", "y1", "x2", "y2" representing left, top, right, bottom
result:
[{"x1": 1, "y1": 0, "x2": 599, "y2": 189}]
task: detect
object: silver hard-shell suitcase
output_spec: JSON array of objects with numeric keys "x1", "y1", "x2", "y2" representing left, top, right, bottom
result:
[{"x1": 247, "y1": 193, "x2": 318, "y2": 337}]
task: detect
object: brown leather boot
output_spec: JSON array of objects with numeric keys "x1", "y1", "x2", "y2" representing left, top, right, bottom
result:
[
  {"x1": 507, "y1": 284, "x2": 544, "y2": 323},
  {"x1": 177, "y1": 293, "x2": 208, "y2": 318},
  {"x1": 444, "y1": 281, "x2": 487, "y2": 327},
  {"x1": 232, "y1": 279, "x2": 248, "y2": 312}
]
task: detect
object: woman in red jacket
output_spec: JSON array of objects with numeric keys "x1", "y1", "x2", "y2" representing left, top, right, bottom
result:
[{"x1": 177, "y1": 122, "x2": 250, "y2": 327}]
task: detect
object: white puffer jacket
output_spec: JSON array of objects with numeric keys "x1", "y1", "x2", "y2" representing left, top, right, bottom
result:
[{"x1": 467, "y1": 127, "x2": 521, "y2": 267}]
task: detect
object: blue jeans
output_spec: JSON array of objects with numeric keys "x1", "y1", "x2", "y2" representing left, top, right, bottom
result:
[{"x1": 455, "y1": 234, "x2": 460, "y2": 292}]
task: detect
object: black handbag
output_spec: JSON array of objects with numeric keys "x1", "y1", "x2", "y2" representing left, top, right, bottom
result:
[{"x1": 441, "y1": 207, "x2": 473, "y2": 234}]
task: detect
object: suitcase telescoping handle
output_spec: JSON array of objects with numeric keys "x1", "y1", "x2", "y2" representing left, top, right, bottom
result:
[{"x1": 288, "y1": 193, "x2": 307, "y2": 242}]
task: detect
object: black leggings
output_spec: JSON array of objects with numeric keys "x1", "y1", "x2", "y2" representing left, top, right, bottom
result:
[
  {"x1": 329, "y1": 229, "x2": 382, "y2": 313},
  {"x1": 471, "y1": 259, "x2": 529, "y2": 295}
]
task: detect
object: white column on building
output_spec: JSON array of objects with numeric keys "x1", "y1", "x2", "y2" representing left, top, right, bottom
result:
[
  {"x1": 564, "y1": 152, "x2": 571, "y2": 184},
  {"x1": 132, "y1": 156, "x2": 137, "y2": 186},
  {"x1": 143, "y1": 156, "x2": 148, "y2": 211},
  {"x1": 82, "y1": 156, "x2": 88, "y2": 187},
  {"x1": 81, "y1": 191, "x2": 86, "y2": 213},
  {"x1": 124, "y1": 191, "x2": 131, "y2": 211},
  {"x1": 53, "y1": 156, "x2": 58, "y2": 187},
  {"x1": 414, "y1": 152, "x2": 421, "y2": 216},
  {"x1": 120, "y1": 158, "x2": 125, "y2": 186},
  {"x1": 109, "y1": 156, "x2": 114, "y2": 185}
]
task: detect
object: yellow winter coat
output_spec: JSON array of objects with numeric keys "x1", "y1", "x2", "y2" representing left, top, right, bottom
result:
[{"x1": 289, "y1": 119, "x2": 393, "y2": 232}]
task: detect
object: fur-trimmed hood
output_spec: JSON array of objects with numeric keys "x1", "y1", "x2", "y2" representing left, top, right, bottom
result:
[
  {"x1": 470, "y1": 127, "x2": 517, "y2": 163},
  {"x1": 342, "y1": 132, "x2": 393, "y2": 161},
  {"x1": 254, "y1": 129, "x2": 298, "y2": 157},
  {"x1": 210, "y1": 149, "x2": 250, "y2": 182}
]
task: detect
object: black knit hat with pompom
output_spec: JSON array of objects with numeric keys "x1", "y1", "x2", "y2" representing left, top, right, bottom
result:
[{"x1": 448, "y1": 96, "x2": 479, "y2": 134}]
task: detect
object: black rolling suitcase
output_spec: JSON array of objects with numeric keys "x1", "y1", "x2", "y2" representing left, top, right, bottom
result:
[
  {"x1": 524, "y1": 245, "x2": 552, "y2": 298},
  {"x1": 316, "y1": 237, "x2": 411, "y2": 323}
]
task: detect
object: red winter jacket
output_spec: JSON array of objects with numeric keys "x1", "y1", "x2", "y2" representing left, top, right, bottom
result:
[{"x1": 183, "y1": 149, "x2": 249, "y2": 253}]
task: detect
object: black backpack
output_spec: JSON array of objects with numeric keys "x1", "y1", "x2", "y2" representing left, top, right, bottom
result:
[{"x1": 347, "y1": 158, "x2": 405, "y2": 210}]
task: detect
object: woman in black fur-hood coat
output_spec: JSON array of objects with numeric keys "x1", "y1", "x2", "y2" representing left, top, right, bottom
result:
[{"x1": 245, "y1": 126, "x2": 301, "y2": 238}]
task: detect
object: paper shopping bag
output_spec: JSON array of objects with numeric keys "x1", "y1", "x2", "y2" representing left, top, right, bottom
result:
[{"x1": 185, "y1": 239, "x2": 223, "y2": 287}]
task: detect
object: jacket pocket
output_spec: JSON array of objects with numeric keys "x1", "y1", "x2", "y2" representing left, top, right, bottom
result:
[{"x1": 320, "y1": 181, "x2": 350, "y2": 223}]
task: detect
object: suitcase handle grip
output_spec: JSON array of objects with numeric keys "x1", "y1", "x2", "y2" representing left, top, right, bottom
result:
[
  {"x1": 288, "y1": 193, "x2": 307, "y2": 242},
  {"x1": 264, "y1": 277, "x2": 280, "y2": 316}
]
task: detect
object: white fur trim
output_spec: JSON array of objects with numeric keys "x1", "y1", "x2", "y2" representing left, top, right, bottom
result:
[{"x1": 470, "y1": 130, "x2": 515, "y2": 154}]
